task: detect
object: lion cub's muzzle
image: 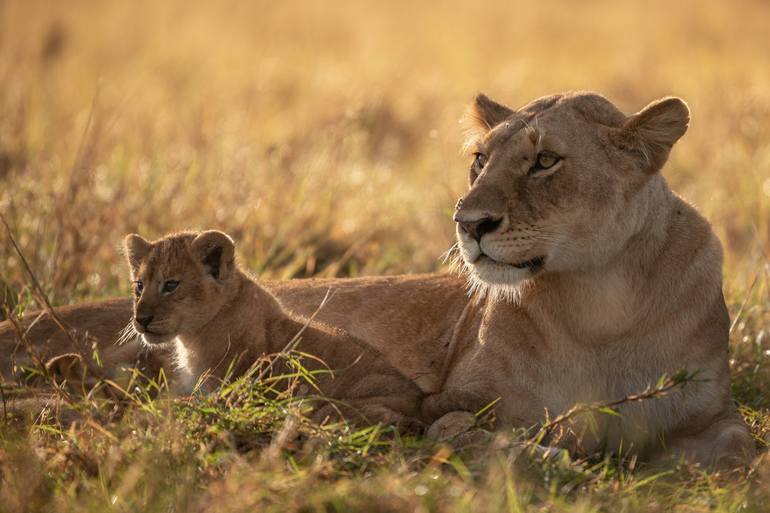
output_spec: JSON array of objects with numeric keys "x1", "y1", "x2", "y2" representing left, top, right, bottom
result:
[{"x1": 133, "y1": 312, "x2": 175, "y2": 345}]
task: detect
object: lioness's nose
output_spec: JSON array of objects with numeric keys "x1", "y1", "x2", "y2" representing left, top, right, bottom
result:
[
  {"x1": 136, "y1": 315, "x2": 154, "y2": 329},
  {"x1": 455, "y1": 215, "x2": 503, "y2": 242}
]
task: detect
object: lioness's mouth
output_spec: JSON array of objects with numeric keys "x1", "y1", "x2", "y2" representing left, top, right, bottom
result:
[
  {"x1": 511, "y1": 255, "x2": 545, "y2": 271},
  {"x1": 475, "y1": 253, "x2": 546, "y2": 272}
]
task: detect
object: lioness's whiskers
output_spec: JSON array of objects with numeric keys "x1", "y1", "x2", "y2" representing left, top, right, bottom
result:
[{"x1": 439, "y1": 242, "x2": 460, "y2": 265}]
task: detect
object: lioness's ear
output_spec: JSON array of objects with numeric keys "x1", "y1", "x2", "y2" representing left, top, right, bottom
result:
[
  {"x1": 190, "y1": 230, "x2": 235, "y2": 281},
  {"x1": 465, "y1": 93, "x2": 515, "y2": 131},
  {"x1": 124, "y1": 234, "x2": 152, "y2": 275},
  {"x1": 462, "y1": 93, "x2": 515, "y2": 153},
  {"x1": 613, "y1": 97, "x2": 690, "y2": 173}
]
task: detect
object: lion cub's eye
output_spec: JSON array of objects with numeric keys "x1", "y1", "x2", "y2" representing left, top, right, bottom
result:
[
  {"x1": 529, "y1": 151, "x2": 562, "y2": 176},
  {"x1": 134, "y1": 281, "x2": 144, "y2": 296},
  {"x1": 473, "y1": 152, "x2": 488, "y2": 169},
  {"x1": 162, "y1": 280, "x2": 180, "y2": 294}
]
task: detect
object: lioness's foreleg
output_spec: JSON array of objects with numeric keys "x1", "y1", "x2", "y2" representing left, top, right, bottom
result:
[{"x1": 657, "y1": 413, "x2": 755, "y2": 468}]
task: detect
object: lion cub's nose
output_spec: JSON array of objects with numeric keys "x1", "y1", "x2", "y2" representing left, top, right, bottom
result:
[
  {"x1": 456, "y1": 215, "x2": 503, "y2": 242},
  {"x1": 136, "y1": 315, "x2": 154, "y2": 330}
]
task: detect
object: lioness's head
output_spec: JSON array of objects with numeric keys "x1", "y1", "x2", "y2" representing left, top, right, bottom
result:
[
  {"x1": 123, "y1": 230, "x2": 237, "y2": 345},
  {"x1": 454, "y1": 91, "x2": 689, "y2": 300}
]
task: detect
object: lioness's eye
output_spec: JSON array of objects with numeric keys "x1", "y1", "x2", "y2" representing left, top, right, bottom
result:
[
  {"x1": 134, "y1": 281, "x2": 144, "y2": 296},
  {"x1": 473, "y1": 152, "x2": 488, "y2": 169},
  {"x1": 536, "y1": 152, "x2": 560, "y2": 169},
  {"x1": 163, "y1": 280, "x2": 180, "y2": 294},
  {"x1": 529, "y1": 151, "x2": 562, "y2": 176}
]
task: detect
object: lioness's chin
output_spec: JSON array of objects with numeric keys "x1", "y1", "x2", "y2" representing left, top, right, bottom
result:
[
  {"x1": 463, "y1": 255, "x2": 540, "y2": 302},
  {"x1": 471, "y1": 256, "x2": 531, "y2": 284}
]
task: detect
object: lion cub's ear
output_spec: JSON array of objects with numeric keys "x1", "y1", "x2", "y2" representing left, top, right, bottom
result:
[
  {"x1": 190, "y1": 230, "x2": 235, "y2": 281},
  {"x1": 124, "y1": 234, "x2": 152, "y2": 274},
  {"x1": 613, "y1": 97, "x2": 690, "y2": 174}
]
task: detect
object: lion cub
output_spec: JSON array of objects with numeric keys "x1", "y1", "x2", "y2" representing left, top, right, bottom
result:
[{"x1": 123, "y1": 230, "x2": 423, "y2": 429}]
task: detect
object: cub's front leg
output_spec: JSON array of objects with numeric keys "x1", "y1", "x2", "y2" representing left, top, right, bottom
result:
[
  {"x1": 312, "y1": 367, "x2": 425, "y2": 432},
  {"x1": 421, "y1": 388, "x2": 492, "y2": 424},
  {"x1": 309, "y1": 398, "x2": 423, "y2": 433}
]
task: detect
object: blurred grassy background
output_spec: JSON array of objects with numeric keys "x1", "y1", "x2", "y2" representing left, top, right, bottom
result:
[{"x1": 1, "y1": 0, "x2": 769, "y2": 304}]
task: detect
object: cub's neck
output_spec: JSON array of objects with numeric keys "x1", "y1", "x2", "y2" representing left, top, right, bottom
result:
[{"x1": 173, "y1": 269, "x2": 285, "y2": 391}]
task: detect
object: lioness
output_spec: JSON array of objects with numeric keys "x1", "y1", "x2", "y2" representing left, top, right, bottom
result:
[
  {"x1": 426, "y1": 92, "x2": 754, "y2": 465},
  {"x1": 122, "y1": 229, "x2": 423, "y2": 428},
  {"x1": 0, "y1": 91, "x2": 753, "y2": 466}
]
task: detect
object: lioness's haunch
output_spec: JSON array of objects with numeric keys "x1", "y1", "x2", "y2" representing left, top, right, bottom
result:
[
  {"x1": 123, "y1": 229, "x2": 423, "y2": 429},
  {"x1": 0, "y1": 91, "x2": 755, "y2": 467}
]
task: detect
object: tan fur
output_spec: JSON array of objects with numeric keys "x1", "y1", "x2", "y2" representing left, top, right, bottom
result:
[
  {"x1": 442, "y1": 91, "x2": 753, "y2": 466},
  {"x1": 122, "y1": 230, "x2": 424, "y2": 429},
  {"x1": 0, "y1": 298, "x2": 164, "y2": 390},
  {"x1": 0, "y1": 91, "x2": 753, "y2": 467}
]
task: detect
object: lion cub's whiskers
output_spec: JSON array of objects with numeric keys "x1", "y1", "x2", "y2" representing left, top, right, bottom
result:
[{"x1": 116, "y1": 321, "x2": 139, "y2": 346}]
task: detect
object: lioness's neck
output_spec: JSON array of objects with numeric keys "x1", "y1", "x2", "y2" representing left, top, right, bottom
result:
[{"x1": 522, "y1": 175, "x2": 719, "y2": 342}]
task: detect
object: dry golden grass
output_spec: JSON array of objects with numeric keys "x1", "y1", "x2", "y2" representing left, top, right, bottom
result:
[
  {"x1": 1, "y1": 0, "x2": 770, "y2": 511},
  {"x1": 2, "y1": 0, "x2": 770, "y2": 297}
]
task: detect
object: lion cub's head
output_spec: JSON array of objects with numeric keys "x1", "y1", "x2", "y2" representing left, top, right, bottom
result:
[
  {"x1": 454, "y1": 91, "x2": 690, "y2": 299},
  {"x1": 124, "y1": 230, "x2": 237, "y2": 345}
]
